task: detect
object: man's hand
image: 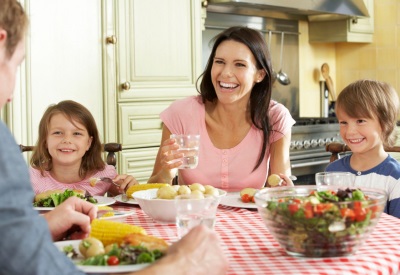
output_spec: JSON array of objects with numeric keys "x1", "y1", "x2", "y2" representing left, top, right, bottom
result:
[{"x1": 43, "y1": 196, "x2": 97, "y2": 241}]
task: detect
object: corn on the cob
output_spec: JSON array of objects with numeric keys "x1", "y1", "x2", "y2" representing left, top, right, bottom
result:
[
  {"x1": 90, "y1": 219, "x2": 147, "y2": 246},
  {"x1": 126, "y1": 183, "x2": 169, "y2": 198}
]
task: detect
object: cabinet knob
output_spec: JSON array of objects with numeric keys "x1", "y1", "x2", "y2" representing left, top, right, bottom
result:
[
  {"x1": 121, "y1": 81, "x2": 131, "y2": 91},
  {"x1": 106, "y1": 35, "x2": 117, "y2": 44},
  {"x1": 202, "y1": 1, "x2": 208, "y2": 7}
]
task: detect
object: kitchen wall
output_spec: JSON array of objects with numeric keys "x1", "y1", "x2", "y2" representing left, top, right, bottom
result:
[
  {"x1": 336, "y1": 0, "x2": 400, "y2": 93},
  {"x1": 299, "y1": 0, "x2": 400, "y2": 118}
]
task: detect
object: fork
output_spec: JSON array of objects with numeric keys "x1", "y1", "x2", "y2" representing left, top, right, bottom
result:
[{"x1": 90, "y1": 177, "x2": 129, "y2": 202}]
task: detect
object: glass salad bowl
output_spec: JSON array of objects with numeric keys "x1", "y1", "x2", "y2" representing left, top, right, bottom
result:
[{"x1": 254, "y1": 185, "x2": 387, "y2": 257}]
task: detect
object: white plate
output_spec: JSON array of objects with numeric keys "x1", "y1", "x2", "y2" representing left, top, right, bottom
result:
[
  {"x1": 220, "y1": 192, "x2": 258, "y2": 209},
  {"x1": 114, "y1": 194, "x2": 139, "y2": 205},
  {"x1": 34, "y1": 196, "x2": 115, "y2": 211},
  {"x1": 99, "y1": 210, "x2": 135, "y2": 222},
  {"x1": 54, "y1": 240, "x2": 149, "y2": 273}
]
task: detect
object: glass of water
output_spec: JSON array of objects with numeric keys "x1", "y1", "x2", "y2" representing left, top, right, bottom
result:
[
  {"x1": 315, "y1": 172, "x2": 355, "y2": 187},
  {"x1": 170, "y1": 134, "x2": 200, "y2": 169},
  {"x1": 174, "y1": 194, "x2": 219, "y2": 239}
]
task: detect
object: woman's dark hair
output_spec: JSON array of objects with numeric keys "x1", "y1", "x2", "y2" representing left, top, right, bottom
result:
[
  {"x1": 196, "y1": 26, "x2": 273, "y2": 170},
  {"x1": 31, "y1": 100, "x2": 105, "y2": 178}
]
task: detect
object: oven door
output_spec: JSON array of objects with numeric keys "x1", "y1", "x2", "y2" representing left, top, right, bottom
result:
[{"x1": 290, "y1": 150, "x2": 331, "y2": 185}]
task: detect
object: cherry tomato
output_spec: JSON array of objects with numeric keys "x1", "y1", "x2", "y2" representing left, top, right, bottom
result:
[
  {"x1": 288, "y1": 203, "x2": 300, "y2": 215},
  {"x1": 107, "y1": 255, "x2": 120, "y2": 266},
  {"x1": 314, "y1": 203, "x2": 333, "y2": 215},
  {"x1": 304, "y1": 202, "x2": 314, "y2": 219},
  {"x1": 354, "y1": 207, "x2": 367, "y2": 222},
  {"x1": 241, "y1": 194, "x2": 251, "y2": 203},
  {"x1": 340, "y1": 208, "x2": 355, "y2": 221}
]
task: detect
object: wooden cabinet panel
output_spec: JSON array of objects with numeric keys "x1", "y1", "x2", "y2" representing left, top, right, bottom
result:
[
  {"x1": 116, "y1": 0, "x2": 199, "y2": 100},
  {"x1": 105, "y1": 0, "x2": 203, "y2": 175},
  {"x1": 120, "y1": 148, "x2": 160, "y2": 182},
  {"x1": 119, "y1": 102, "x2": 170, "y2": 148}
]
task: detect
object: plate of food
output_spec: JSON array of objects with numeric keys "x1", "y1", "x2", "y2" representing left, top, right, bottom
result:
[
  {"x1": 54, "y1": 228, "x2": 168, "y2": 273},
  {"x1": 114, "y1": 194, "x2": 139, "y2": 205},
  {"x1": 97, "y1": 206, "x2": 135, "y2": 222},
  {"x1": 54, "y1": 240, "x2": 149, "y2": 273},
  {"x1": 220, "y1": 190, "x2": 258, "y2": 209},
  {"x1": 33, "y1": 189, "x2": 115, "y2": 211}
]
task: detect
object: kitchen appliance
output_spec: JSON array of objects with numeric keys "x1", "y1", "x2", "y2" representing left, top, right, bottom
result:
[
  {"x1": 207, "y1": 0, "x2": 370, "y2": 21},
  {"x1": 290, "y1": 117, "x2": 342, "y2": 185}
]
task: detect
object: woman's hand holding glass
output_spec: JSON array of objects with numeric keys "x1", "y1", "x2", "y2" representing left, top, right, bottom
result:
[{"x1": 156, "y1": 136, "x2": 185, "y2": 182}]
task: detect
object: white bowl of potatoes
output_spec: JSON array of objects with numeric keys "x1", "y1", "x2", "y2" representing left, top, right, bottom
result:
[{"x1": 132, "y1": 183, "x2": 227, "y2": 224}]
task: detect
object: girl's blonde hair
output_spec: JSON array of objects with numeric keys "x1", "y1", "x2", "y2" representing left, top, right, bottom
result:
[
  {"x1": 336, "y1": 79, "x2": 399, "y2": 147},
  {"x1": 31, "y1": 100, "x2": 105, "y2": 178}
]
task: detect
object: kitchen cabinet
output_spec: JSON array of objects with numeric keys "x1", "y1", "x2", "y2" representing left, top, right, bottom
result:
[
  {"x1": 104, "y1": 0, "x2": 203, "y2": 181},
  {"x1": 308, "y1": 0, "x2": 374, "y2": 43}
]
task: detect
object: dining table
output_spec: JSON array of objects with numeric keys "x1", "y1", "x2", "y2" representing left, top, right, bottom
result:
[{"x1": 112, "y1": 199, "x2": 400, "y2": 275}]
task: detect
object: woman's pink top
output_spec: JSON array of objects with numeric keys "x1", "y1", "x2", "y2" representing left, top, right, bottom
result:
[
  {"x1": 160, "y1": 96, "x2": 295, "y2": 192},
  {"x1": 30, "y1": 165, "x2": 117, "y2": 196}
]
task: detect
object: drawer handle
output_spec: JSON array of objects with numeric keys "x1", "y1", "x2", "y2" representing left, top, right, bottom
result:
[
  {"x1": 121, "y1": 81, "x2": 131, "y2": 91},
  {"x1": 106, "y1": 35, "x2": 117, "y2": 44}
]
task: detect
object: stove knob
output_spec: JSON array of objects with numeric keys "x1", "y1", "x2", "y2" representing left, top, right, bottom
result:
[
  {"x1": 325, "y1": 137, "x2": 333, "y2": 145},
  {"x1": 303, "y1": 140, "x2": 311, "y2": 149},
  {"x1": 290, "y1": 141, "x2": 296, "y2": 150},
  {"x1": 318, "y1": 138, "x2": 325, "y2": 147},
  {"x1": 310, "y1": 139, "x2": 318, "y2": 148},
  {"x1": 295, "y1": 141, "x2": 303, "y2": 150}
]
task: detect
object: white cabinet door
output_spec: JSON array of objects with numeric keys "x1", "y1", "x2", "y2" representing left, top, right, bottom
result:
[
  {"x1": 120, "y1": 148, "x2": 160, "y2": 183},
  {"x1": 116, "y1": 0, "x2": 201, "y2": 100},
  {"x1": 104, "y1": 0, "x2": 203, "y2": 177}
]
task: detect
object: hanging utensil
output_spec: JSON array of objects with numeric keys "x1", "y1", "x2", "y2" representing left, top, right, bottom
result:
[
  {"x1": 321, "y1": 63, "x2": 336, "y2": 101},
  {"x1": 276, "y1": 32, "x2": 290, "y2": 85},
  {"x1": 268, "y1": 30, "x2": 277, "y2": 81}
]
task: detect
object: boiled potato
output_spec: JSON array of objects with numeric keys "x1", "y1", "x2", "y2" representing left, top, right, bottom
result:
[
  {"x1": 267, "y1": 174, "x2": 282, "y2": 187},
  {"x1": 240, "y1": 187, "x2": 257, "y2": 198},
  {"x1": 157, "y1": 185, "x2": 178, "y2": 199},
  {"x1": 189, "y1": 183, "x2": 205, "y2": 193},
  {"x1": 177, "y1": 185, "x2": 191, "y2": 195},
  {"x1": 204, "y1": 185, "x2": 219, "y2": 196},
  {"x1": 79, "y1": 237, "x2": 105, "y2": 258},
  {"x1": 190, "y1": 189, "x2": 205, "y2": 199}
]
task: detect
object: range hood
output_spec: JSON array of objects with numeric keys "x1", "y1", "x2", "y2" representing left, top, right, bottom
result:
[{"x1": 207, "y1": 0, "x2": 370, "y2": 21}]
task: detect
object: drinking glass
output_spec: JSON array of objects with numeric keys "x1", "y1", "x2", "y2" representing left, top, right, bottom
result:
[
  {"x1": 315, "y1": 172, "x2": 355, "y2": 187},
  {"x1": 170, "y1": 134, "x2": 200, "y2": 169},
  {"x1": 174, "y1": 194, "x2": 219, "y2": 238}
]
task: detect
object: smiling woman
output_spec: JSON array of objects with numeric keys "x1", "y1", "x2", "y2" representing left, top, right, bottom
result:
[{"x1": 148, "y1": 26, "x2": 296, "y2": 191}]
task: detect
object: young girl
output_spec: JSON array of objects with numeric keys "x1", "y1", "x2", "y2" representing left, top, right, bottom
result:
[
  {"x1": 325, "y1": 79, "x2": 400, "y2": 218},
  {"x1": 30, "y1": 100, "x2": 137, "y2": 196}
]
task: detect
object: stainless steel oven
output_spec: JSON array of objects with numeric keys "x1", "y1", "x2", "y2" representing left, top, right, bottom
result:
[{"x1": 290, "y1": 118, "x2": 342, "y2": 185}]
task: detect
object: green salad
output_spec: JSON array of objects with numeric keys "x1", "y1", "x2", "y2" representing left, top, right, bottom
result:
[
  {"x1": 264, "y1": 188, "x2": 383, "y2": 257},
  {"x1": 63, "y1": 243, "x2": 164, "y2": 266},
  {"x1": 33, "y1": 189, "x2": 98, "y2": 207}
]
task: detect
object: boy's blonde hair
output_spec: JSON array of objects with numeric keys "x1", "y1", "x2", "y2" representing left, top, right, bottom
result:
[{"x1": 336, "y1": 79, "x2": 399, "y2": 147}]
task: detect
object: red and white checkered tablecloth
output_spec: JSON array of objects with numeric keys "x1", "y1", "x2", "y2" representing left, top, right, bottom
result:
[{"x1": 114, "y1": 203, "x2": 400, "y2": 275}]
